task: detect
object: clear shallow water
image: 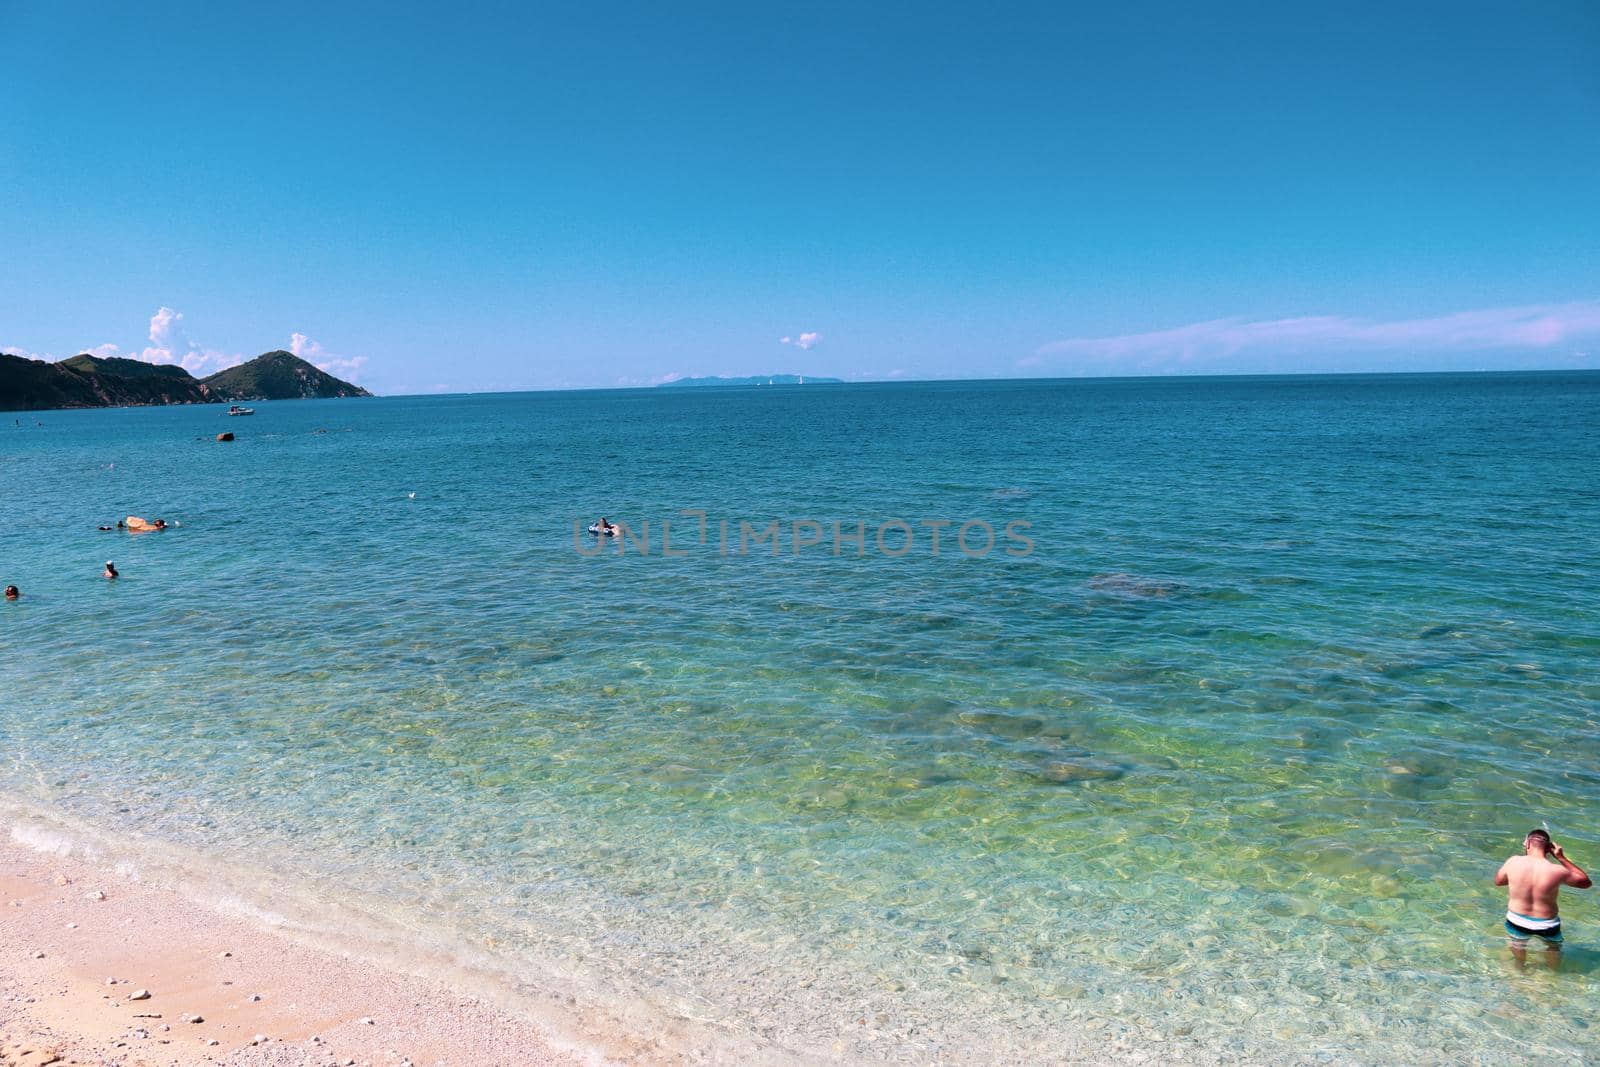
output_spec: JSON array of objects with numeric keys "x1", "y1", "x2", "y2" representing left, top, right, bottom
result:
[{"x1": 2, "y1": 375, "x2": 1598, "y2": 1063}]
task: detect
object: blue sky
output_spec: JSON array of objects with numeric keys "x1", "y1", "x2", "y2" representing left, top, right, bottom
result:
[{"x1": 2, "y1": 1, "x2": 1597, "y2": 393}]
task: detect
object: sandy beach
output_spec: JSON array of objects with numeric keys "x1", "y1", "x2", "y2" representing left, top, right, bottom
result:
[{"x1": 0, "y1": 837, "x2": 603, "y2": 1067}]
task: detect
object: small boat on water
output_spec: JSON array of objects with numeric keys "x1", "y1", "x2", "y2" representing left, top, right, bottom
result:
[{"x1": 227, "y1": 405, "x2": 255, "y2": 416}]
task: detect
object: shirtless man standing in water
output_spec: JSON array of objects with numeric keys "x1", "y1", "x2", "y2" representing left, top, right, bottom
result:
[{"x1": 1496, "y1": 829, "x2": 1591, "y2": 961}]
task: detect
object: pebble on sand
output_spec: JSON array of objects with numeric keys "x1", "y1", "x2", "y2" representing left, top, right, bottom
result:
[{"x1": 127, "y1": 989, "x2": 151, "y2": 1001}]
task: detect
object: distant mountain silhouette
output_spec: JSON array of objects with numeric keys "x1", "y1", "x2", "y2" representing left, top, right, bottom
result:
[
  {"x1": 200, "y1": 350, "x2": 370, "y2": 401},
  {"x1": 0, "y1": 350, "x2": 371, "y2": 411}
]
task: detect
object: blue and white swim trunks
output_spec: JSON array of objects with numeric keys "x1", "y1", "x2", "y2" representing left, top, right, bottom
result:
[{"x1": 1505, "y1": 910, "x2": 1563, "y2": 944}]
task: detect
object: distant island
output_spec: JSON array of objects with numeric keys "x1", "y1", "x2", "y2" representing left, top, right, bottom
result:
[
  {"x1": 658, "y1": 374, "x2": 843, "y2": 388},
  {"x1": 0, "y1": 349, "x2": 372, "y2": 412}
]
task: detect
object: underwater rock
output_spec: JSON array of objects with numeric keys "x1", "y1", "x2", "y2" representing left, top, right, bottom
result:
[
  {"x1": 957, "y1": 709, "x2": 1046, "y2": 739},
  {"x1": 1086, "y1": 573, "x2": 1183, "y2": 599},
  {"x1": 1037, "y1": 758, "x2": 1125, "y2": 784}
]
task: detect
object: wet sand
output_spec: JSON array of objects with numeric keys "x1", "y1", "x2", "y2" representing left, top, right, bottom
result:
[{"x1": 0, "y1": 839, "x2": 603, "y2": 1067}]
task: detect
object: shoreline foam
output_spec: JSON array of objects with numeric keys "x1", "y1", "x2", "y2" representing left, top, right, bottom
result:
[
  {"x1": 0, "y1": 832, "x2": 607, "y2": 1066},
  {"x1": 0, "y1": 799, "x2": 794, "y2": 1066}
]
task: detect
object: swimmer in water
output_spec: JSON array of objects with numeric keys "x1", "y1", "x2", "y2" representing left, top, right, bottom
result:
[
  {"x1": 1497, "y1": 828, "x2": 1591, "y2": 967},
  {"x1": 103, "y1": 561, "x2": 118, "y2": 580},
  {"x1": 4, "y1": 585, "x2": 18, "y2": 600}
]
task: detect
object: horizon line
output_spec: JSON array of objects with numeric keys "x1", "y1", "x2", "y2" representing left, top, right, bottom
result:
[{"x1": 380, "y1": 363, "x2": 1600, "y2": 401}]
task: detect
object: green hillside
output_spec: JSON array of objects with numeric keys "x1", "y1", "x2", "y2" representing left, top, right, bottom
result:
[
  {"x1": 0, "y1": 352, "x2": 101, "y2": 410},
  {"x1": 202, "y1": 350, "x2": 372, "y2": 400},
  {"x1": 59, "y1": 353, "x2": 199, "y2": 382}
]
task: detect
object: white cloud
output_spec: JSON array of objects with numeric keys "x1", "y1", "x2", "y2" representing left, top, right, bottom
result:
[
  {"x1": 779, "y1": 331, "x2": 821, "y2": 350},
  {"x1": 133, "y1": 306, "x2": 244, "y2": 375},
  {"x1": 289, "y1": 332, "x2": 324, "y2": 359},
  {"x1": 7, "y1": 312, "x2": 373, "y2": 382},
  {"x1": 317, "y1": 355, "x2": 368, "y2": 379},
  {"x1": 139, "y1": 306, "x2": 184, "y2": 363},
  {"x1": 293, "y1": 331, "x2": 368, "y2": 382},
  {"x1": 291, "y1": 335, "x2": 368, "y2": 385},
  {"x1": 1031, "y1": 299, "x2": 1600, "y2": 375}
]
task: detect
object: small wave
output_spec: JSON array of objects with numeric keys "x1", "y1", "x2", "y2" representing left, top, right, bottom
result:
[
  {"x1": 10, "y1": 821, "x2": 77, "y2": 856},
  {"x1": 0, "y1": 794, "x2": 760, "y2": 1065}
]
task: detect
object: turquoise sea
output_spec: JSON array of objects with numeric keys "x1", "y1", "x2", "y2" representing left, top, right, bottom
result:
[{"x1": 2, "y1": 373, "x2": 1598, "y2": 1063}]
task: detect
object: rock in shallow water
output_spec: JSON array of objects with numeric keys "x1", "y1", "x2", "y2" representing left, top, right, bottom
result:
[
  {"x1": 957, "y1": 709, "x2": 1047, "y2": 739},
  {"x1": 1036, "y1": 758, "x2": 1125, "y2": 784},
  {"x1": 1086, "y1": 572, "x2": 1184, "y2": 599}
]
